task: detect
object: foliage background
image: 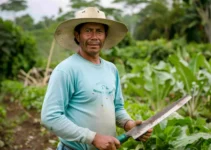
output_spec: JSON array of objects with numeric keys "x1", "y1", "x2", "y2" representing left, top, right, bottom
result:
[{"x1": 0, "y1": 0, "x2": 211, "y2": 149}]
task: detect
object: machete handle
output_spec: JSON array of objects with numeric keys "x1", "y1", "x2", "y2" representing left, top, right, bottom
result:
[{"x1": 117, "y1": 133, "x2": 130, "y2": 144}]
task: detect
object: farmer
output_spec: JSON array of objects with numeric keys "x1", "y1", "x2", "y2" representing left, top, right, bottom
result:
[{"x1": 41, "y1": 7, "x2": 152, "y2": 150}]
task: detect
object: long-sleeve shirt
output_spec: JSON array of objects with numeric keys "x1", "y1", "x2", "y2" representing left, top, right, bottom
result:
[{"x1": 41, "y1": 53, "x2": 132, "y2": 150}]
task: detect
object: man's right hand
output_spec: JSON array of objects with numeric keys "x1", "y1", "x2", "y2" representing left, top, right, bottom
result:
[{"x1": 92, "y1": 133, "x2": 120, "y2": 150}]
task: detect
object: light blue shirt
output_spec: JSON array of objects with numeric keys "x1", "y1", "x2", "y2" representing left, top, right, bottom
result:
[{"x1": 41, "y1": 53, "x2": 132, "y2": 150}]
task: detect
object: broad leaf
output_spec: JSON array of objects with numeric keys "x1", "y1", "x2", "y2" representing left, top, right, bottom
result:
[{"x1": 169, "y1": 55, "x2": 196, "y2": 93}]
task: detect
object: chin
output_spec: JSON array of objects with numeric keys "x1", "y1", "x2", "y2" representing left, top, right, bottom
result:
[
  {"x1": 88, "y1": 47, "x2": 101, "y2": 52},
  {"x1": 88, "y1": 49, "x2": 100, "y2": 56}
]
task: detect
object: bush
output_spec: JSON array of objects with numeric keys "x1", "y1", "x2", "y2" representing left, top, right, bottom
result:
[{"x1": 0, "y1": 18, "x2": 38, "y2": 81}]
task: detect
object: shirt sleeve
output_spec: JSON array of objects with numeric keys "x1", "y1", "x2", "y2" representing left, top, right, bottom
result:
[
  {"x1": 114, "y1": 69, "x2": 133, "y2": 128},
  {"x1": 41, "y1": 69, "x2": 96, "y2": 144}
]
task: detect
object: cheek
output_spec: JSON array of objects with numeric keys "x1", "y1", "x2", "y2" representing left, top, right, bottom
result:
[
  {"x1": 99, "y1": 35, "x2": 106, "y2": 42},
  {"x1": 81, "y1": 35, "x2": 90, "y2": 41},
  {"x1": 78, "y1": 36, "x2": 87, "y2": 44}
]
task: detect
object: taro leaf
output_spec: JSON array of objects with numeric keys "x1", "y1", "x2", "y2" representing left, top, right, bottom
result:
[
  {"x1": 153, "y1": 123, "x2": 183, "y2": 149},
  {"x1": 144, "y1": 69, "x2": 174, "y2": 109},
  {"x1": 167, "y1": 117, "x2": 193, "y2": 127},
  {"x1": 171, "y1": 132, "x2": 211, "y2": 149},
  {"x1": 189, "y1": 53, "x2": 205, "y2": 75},
  {"x1": 169, "y1": 55, "x2": 196, "y2": 93},
  {"x1": 201, "y1": 55, "x2": 211, "y2": 73},
  {"x1": 167, "y1": 117, "x2": 209, "y2": 134},
  {"x1": 190, "y1": 53, "x2": 211, "y2": 75}
]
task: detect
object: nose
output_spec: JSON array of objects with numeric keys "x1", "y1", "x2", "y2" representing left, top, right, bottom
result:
[{"x1": 90, "y1": 31, "x2": 98, "y2": 39}]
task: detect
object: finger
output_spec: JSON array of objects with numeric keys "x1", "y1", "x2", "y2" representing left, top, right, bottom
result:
[
  {"x1": 139, "y1": 137, "x2": 148, "y2": 142},
  {"x1": 111, "y1": 143, "x2": 116, "y2": 150},
  {"x1": 114, "y1": 138, "x2": 120, "y2": 149},
  {"x1": 135, "y1": 120, "x2": 142, "y2": 125},
  {"x1": 106, "y1": 143, "x2": 112, "y2": 150},
  {"x1": 144, "y1": 132, "x2": 152, "y2": 136},
  {"x1": 141, "y1": 134, "x2": 150, "y2": 139},
  {"x1": 147, "y1": 128, "x2": 153, "y2": 132},
  {"x1": 141, "y1": 129, "x2": 153, "y2": 137},
  {"x1": 140, "y1": 138, "x2": 147, "y2": 142},
  {"x1": 138, "y1": 134, "x2": 151, "y2": 141}
]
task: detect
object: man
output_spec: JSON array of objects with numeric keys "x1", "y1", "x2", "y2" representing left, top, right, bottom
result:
[{"x1": 41, "y1": 7, "x2": 152, "y2": 150}]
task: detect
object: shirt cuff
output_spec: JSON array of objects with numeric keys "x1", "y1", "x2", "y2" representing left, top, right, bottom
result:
[{"x1": 85, "y1": 130, "x2": 96, "y2": 144}]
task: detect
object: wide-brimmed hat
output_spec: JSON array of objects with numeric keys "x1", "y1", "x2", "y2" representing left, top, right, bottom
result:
[{"x1": 54, "y1": 7, "x2": 128, "y2": 50}]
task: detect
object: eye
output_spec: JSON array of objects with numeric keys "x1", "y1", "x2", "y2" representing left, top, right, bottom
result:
[
  {"x1": 85, "y1": 28, "x2": 91, "y2": 32},
  {"x1": 96, "y1": 29, "x2": 104, "y2": 34}
]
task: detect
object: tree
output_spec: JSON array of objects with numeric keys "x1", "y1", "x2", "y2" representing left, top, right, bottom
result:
[
  {"x1": 34, "y1": 16, "x2": 55, "y2": 30},
  {"x1": 15, "y1": 14, "x2": 34, "y2": 31},
  {"x1": 0, "y1": 18, "x2": 37, "y2": 81},
  {"x1": 0, "y1": 0, "x2": 27, "y2": 21},
  {"x1": 0, "y1": 0, "x2": 27, "y2": 12},
  {"x1": 133, "y1": 0, "x2": 176, "y2": 40},
  {"x1": 184, "y1": 0, "x2": 211, "y2": 43},
  {"x1": 177, "y1": 1, "x2": 205, "y2": 42},
  {"x1": 113, "y1": 0, "x2": 150, "y2": 14},
  {"x1": 68, "y1": 0, "x2": 123, "y2": 19},
  {"x1": 69, "y1": 0, "x2": 101, "y2": 11}
]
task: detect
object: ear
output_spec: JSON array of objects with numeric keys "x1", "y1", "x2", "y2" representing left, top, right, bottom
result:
[{"x1": 74, "y1": 31, "x2": 80, "y2": 42}]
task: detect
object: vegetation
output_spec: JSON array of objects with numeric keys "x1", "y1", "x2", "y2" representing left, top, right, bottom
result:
[
  {"x1": 0, "y1": 0, "x2": 211, "y2": 149},
  {"x1": 0, "y1": 18, "x2": 37, "y2": 81}
]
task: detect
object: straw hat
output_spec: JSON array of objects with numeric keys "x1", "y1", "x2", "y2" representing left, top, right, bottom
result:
[{"x1": 54, "y1": 7, "x2": 128, "y2": 50}]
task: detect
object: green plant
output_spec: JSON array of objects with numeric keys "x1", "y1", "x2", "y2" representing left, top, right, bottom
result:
[
  {"x1": 0, "y1": 80, "x2": 24, "y2": 101},
  {"x1": 0, "y1": 18, "x2": 37, "y2": 81},
  {"x1": 0, "y1": 101, "x2": 13, "y2": 149},
  {"x1": 0, "y1": 80, "x2": 46, "y2": 111},
  {"x1": 122, "y1": 60, "x2": 175, "y2": 110},
  {"x1": 142, "y1": 116, "x2": 211, "y2": 150},
  {"x1": 20, "y1": 86, "x2": 46, "y2": 111},
  {"x1": 169, "y1": 53, "x2": 211, "y2": 118}
]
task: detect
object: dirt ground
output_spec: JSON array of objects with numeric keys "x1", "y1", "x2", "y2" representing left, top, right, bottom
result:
[{"x1": 1, "y1": 98, "x2": 58, "y2": 150}]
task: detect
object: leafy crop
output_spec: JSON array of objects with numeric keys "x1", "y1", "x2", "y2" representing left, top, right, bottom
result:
[
  {"x1": 1, "y1": 39, "x2": 211, "y2": 149},
  {"x1": 1, "y1": 80, "x2": 46, "y2": 111}
]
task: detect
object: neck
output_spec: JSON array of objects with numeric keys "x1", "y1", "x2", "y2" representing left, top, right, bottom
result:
[{"x1": 77, "y1": 49, "x2": 101, "y2": 64}]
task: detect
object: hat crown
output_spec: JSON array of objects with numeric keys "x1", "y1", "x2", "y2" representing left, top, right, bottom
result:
[{"x1": 75, "y1": 7, "x2": 106, "y2": 19}]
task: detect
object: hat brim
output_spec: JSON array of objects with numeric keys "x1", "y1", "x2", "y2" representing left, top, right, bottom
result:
[{"x1": 54, "y1": 18, "x2": 128, "y2": 50}]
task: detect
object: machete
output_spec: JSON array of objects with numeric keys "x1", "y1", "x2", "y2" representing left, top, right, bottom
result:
[{"x1": 117, "y1": 95, "x2": 192, "y2": 144}]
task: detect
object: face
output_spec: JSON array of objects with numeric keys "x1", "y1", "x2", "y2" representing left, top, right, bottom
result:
[{"x1": 74, "y1": 22, "x2": 106, "y2": 57}]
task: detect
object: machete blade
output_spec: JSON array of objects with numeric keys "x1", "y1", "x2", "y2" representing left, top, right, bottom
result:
[{"x1": 126, "y1": 95, "x2": 192, "y2": 139}]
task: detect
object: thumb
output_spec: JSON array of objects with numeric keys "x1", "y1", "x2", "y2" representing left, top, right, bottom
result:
[
  {"x1": 135, "y1": 120, "x2": 142, "y2": 125},
  {"x1": 114, "y1": 137, "x2": 120, "y2": 148}
]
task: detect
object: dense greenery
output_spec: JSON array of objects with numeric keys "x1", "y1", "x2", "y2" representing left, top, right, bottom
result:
[
  {"x1": 1, "y1": 0, "x2": 211, "y2": 64},
  {"x1": 1, "y1": 39, "x2": 211, "y2": 149},
  {"x1": 1, "y1": 0, "x2": 211, "y2": 149},
  {"x1": 0, "y1": 18, "x2": 37, "y2": 81}
]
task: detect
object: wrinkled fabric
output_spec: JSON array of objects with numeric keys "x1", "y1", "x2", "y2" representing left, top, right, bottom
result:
[{"x1": 41, "y1": 53, "x2": 132, "y2": 150}]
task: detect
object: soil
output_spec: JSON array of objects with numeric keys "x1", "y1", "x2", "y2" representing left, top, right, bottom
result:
[{"x1": 0, "y1": 97, "x2": 58, "y2": 150}]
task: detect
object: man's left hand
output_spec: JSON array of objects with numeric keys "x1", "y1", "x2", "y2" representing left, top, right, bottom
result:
[{"x1": 124, "y1": 120, "x2": 153, "y2": 142}]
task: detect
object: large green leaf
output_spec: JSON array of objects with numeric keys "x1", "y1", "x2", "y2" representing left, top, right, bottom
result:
[
  {"x1": 169, "y1": 55, "x2": 196, "y2": 93},
  {"x1": 172, "y1": 133, "x2": 211, "y2": 149},
  {"x1": 189, "y1": 53, "x2": 205, "y2": 75}
]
